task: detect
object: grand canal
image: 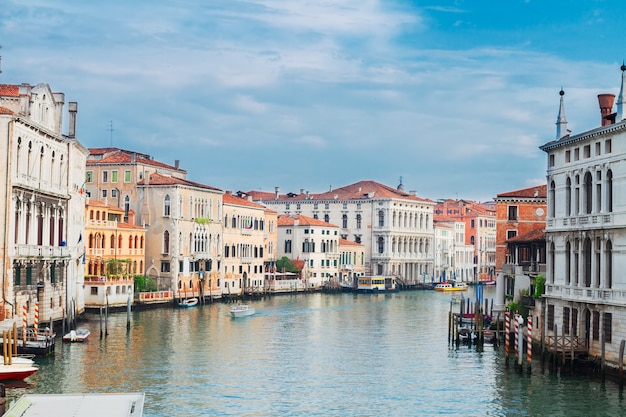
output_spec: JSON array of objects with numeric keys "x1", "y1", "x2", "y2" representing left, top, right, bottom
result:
[{"x1": 7, "y1": 289, "x2": 626, "y2": 416}]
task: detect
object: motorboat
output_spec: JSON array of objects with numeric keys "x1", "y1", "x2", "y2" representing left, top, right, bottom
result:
[
  {"x1": 230, "y1": 304, "x2": 255, "y2": 318},
  {"x1": 63, "y1": 328, "x2": 91, "y2": 342},
  {"x1": 178, "y1": 298, "x2": 199, "y2": 308},
  {"x1": 434, "y1": 282, "x2": 468, "y2": 292},
  {"x1": 0, "y1": 357, "x2": 38, "y2": 381}
]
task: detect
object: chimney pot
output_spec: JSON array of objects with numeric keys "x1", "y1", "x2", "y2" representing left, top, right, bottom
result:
[{"x1": 598, "y1": 94, "x2": 616, "y2": 127}]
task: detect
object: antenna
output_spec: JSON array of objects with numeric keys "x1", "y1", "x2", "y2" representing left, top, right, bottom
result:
[{"x1": 108, "y1": 120, "x2": 114, "y2": 147}]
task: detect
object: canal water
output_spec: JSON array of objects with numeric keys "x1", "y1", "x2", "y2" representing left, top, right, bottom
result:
[{"x1": 8, "y1": 289, "x2": 626, "y2": 416}]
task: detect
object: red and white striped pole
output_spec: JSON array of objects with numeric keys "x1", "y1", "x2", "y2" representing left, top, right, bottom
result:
[
  {"x1": 527, "y1": 315, "x2": 533, "y2": 371},
  {"x1": 22, "y1": 304, "x2": 27, "y2": 343},
  {"x1": 34, "y1": 302, "x2": 39, "y2": 335},
  {"x1": 505, "y1": 311, "x2": 510, "y2": 363},
  {"x1": 514, "y1": 313, "x2": 520, "y2": 360}
]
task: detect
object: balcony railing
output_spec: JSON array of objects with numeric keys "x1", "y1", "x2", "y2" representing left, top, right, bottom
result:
[
  {"x1": 15, "y1": 245, "x2": 69, "y2": 258},
  {"x1": 545, "y1": 284, "x2": 626, "y2": 304}
]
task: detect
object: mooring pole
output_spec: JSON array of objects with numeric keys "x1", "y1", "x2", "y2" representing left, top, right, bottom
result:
[
  {"x1": 527, "y1": 315, "x2": 532, "y2": 374},
  {"x1": 505, "y1": 311, "x2": 510, "y2": 366}
]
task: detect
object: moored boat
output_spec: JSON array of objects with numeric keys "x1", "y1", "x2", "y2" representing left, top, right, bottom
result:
[
  {"x1": 178, "y1": 298, "x2": 199, "y2": 308},
  {"x1": 63, "y1": 328, "x2": 91, "y2": 343},
  {"x1": 355, "y1": 276, "x2": 397, "y2": 293},
  {"x1": 0, "y1": 363, "x2": 38, "y2": 381},
  {"x1": 230, "y1": 304, "x2": 255, "y2": 318}
]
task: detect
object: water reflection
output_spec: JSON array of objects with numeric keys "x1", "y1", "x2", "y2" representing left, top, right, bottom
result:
[{"x1": 6, "y1": 291, "x2": 626, "y2": 416}]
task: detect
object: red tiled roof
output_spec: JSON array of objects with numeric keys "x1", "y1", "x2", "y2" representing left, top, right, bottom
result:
[
  {"x1": 277, "y1": 214, "x2": 338, "y2": 228},
  {"x1": 138, "y1": 172, "x2": 222, "y2": 192},
  {"x1": 248, "y1": 180, "x2": 433, "y2": 203},
  {"x1": 87, "y1": 148, "x2": 187, "y2": 173},
  {"x1": 223, "y1": 192, "x2": 266, "y2": 209},
  {"x1": 497, "y1": 184, "x2": 547, "y2": 199},
  {"x1": 339, "y1": 238, "x2": 363, "y2": 246},
  {"x1": 0, "y1": 84, "x2": 19, "y2": 97},
  {"x1": 507, "y1": 229, "x2": 545, "y2": 243}
]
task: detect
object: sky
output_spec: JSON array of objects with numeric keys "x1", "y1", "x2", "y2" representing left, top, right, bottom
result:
[{"x1": 1, "y1": 1, "x2": 626, "y2": 202}]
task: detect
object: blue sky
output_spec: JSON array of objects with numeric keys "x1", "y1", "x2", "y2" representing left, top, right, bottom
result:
[{"x1": 2, "y1": 0, "x2": 625, "y2": 201}]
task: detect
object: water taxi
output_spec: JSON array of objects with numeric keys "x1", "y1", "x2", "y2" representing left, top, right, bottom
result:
[
  {"x1": 230, "y1": 304, "x2": 255, "y2": 318},
  {"x1": 434, "y1": 282, "x2": 468, "y2": 292},
  {"x1": 356, "y1": 276, "x2": 397, "y2": 293}
]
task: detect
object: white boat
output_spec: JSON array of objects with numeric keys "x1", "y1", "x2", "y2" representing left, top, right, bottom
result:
[
  {"x1": 230, "y1": 304, "x2": 255, "y2": 318},
  {"x1": 63, "y1": 328, "x2": 91, "y2": 342},
  {"x1": 178, "y1": 298, "x2": 199, "y2": 308},
  {"x1": 355, "y1": 276, "x2": 397, "y2": 293}
]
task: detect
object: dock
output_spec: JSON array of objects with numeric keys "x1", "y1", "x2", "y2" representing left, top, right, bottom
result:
[{"x1": 3, "y1": 393, "x2": 145, "y2": 417}]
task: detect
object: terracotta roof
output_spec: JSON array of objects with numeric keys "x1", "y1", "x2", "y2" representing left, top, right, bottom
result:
[
  {"x1": 497, "y1": 184, "x2": 547, "y2": 199},
  {"x1": 87, "y1": 200, "x2": 124, "y2": 212},
  {"x1": 507, "y1": 229, "x2": 545, "y2": 243},
  {"x1": 338, "y1": 238, "x2": 363, "y2": 246},
  {"x1": 0, "y1": 84, "x2": 19, "y2": 97},
  {"x1": 138, "y1": 172, "x2": 222, "y2": 192},
  {"x1": 277, "y1": 214, "x2": 338, "y2": 228},
  {"x1": 248, "y1": 180, "x2": 433, "y2": 203},
  {"x1": 0, "y1": 106, "x2": 14, "y2": 115},
  {"x1": 87, "y1": 148, "x2": 186, "y2": 173},
  {"x1": 222, "y1": 192, "x2": 266, "y2": 209}
]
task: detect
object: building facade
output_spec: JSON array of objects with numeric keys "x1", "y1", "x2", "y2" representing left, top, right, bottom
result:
[
  {"x1": 84, "y1": 200, "x2": 145, "y2": 309},
  {"x1": 250, "y1": 180, "x2": 435, "y2": 284},
  {"x1": 0, "y1": 83, "x2": 87, "y2": 326},
  {"x1": 539, "y1": 70, "x2": 626, "y2": 365}
]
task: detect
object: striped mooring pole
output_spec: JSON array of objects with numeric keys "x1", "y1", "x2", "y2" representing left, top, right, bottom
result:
[
  {"x1": 34, "y1": 302, "x2": 39, "y2": 335},
  {"x1": 514, "y1": 313, "x2": 520, "y2": 360},
  {"x1": 22, "y1": 305, "x2": 27, "y2": 343},
  {"x1": 527, "y1": 315, "x2": 533, "y2": 372},
  {"x1": 505, "y1": 311, "x2": 510, "y2": 364}
]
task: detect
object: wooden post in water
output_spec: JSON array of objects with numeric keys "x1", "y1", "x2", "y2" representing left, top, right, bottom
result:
[
  {"x1": 127, "y1": 295, "x2": 131, "y2": 331},
  {"x1": 447, "y1": 306, "x2": 452, "y2": 344},
  {"x1": 601, "y1": 325, "x2": 606, "y2": 378},
  {"x1": 12, "y1": 323, "x2": 17, "y2": 356},
  {"x1": 99, "y1": 307, "x2": 103, "y2": 338},
  {"x1": 619, "y1": 340, "x2": 625, "y2": 389}
]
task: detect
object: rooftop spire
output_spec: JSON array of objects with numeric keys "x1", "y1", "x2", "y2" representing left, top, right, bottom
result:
[
  {"x1": 617, "y1": 62, "x2": 626, "y2": 122},
  {"x1": 556, "y1": 88, "x2": 568, "y2": 140}
]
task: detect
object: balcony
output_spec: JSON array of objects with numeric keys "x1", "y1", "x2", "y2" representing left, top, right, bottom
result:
[
  {"x1": 545, "y1": 284, "x2": 626, "y2": 305},
  {"x1": 15, "y1": 245, "x2": 69, "y2": 258}
]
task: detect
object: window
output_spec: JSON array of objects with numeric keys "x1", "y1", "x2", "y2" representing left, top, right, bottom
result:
[
  {"x1": 163, "y1": 231, "x2": 170, "y2": 254},
  {"x1": 111, "y1": 188, "x2": 118, "y2": 198},
  {"x1": 86, "y1": 171, "x2": 94, "y2": 183},
  {"x1": 378, "y1": 210, "x2": 384, "y2": 227},
  {"x1": 604, "y1": 313, "x2": 612, "y2": 343},
  {"x1": 593, "y1": 311, "x2": 600, "y2": 341},
  {"x1": 565, "y1": 150, "x2": 571, "y2": 163},
  {"x1": 324, "y1": 214, "x2": 329, "y2": 223},
  {"x1": 584, "y1": 145, "x2": 591, "y2": 158},
  {"x1": 595, "y1": 142, "x2": 601, "y2": 156},
  {"x1": 574, "y1": 148, "x2": 580, "y2": 160},
  {"x1": 606, "y1": 139, "x2": 612, "y2": 154},
  {"x1": 164, "y1": 195, "x2": 171, "y2": 216},
  {"x1": 342, "y1": 214, "x2": 348, "y2": 228},
  {"x1": 508, "y1": 206, "x2": 518, "y2": 221},
  {"x1": 547, "y1": 304, "x2": 554, "y2": 331},
  {"x1": 161, "y1": 261, "x2": 170, "y2": 273},
  {"x1": 549, "y1": 154, "x2": 555, "y2": 167},
  {"x1": 563, "y1": 307, "x2": 570, "y2": 335},
  {"x1": 377, "y1": 236, "x2": 384, "y2": 254},
  {"x1": 124, "y1": 170, "x2": 131, "y2": 182},
  {"x1": 506, "y1": 230, "x2": 517, "y2": 240},
  {"x1": 356, "y1": 214, "x2": 362, "y2": 229},
  {"x1": 102, "y1": 189, "x2": 107, "y2": 198},
  {"x1": 90, "y1": 287, "x2": 98, "y2": 295},
  {"x1": 111, "y1": 170, "x2": 118, "y2": 183},
  {"x1": 102, "y1": 171, "x2": 108, "y2": 183},
  {"x1": 284, "y1": 240, "x2": 292, "y2": 253}
]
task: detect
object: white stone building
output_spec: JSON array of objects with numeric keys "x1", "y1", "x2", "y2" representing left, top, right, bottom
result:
[
  {"x1": 539, "y1": 67, "x2": 626, "y2": 365},
  {"x1": 249, "y1": 180, "x2": 435, "y2": 284},
  {"x1": 276, "y1": 214, "x2": 339, "y2": 289},
  {"x1": 0, "y1": 83, "x2": 87, "y2": 326},
  {"x1": 433, "y1": 221, "x2": 475, "y2": 284}
]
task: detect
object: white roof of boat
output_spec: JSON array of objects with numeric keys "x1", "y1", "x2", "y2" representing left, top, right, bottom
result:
[{"x1": 3, "y1": 393, "x2": 145, "y2": 417}]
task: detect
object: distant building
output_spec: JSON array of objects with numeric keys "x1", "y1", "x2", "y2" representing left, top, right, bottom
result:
[
  {"x1": 433, "y1": 221, "x2": 475, "y2": 283},
  {"x1": 338, "y1": 238, "x2": 366, "y2": 285},
  {"x1": 276, "y1": 214, "x2": 339, "y2": 289},
  {"x1": 248, "y1": 179, "x2": 435, "y2": 284},
  {"x1": 84, "y1": 200, "x2": 145, "y2": 309},
  {"x1": 495, "y1": 185, "x2": 546, "y2": 302},
  {"x1": 433, "y1": 199, "x2": 496, "y2": 282},
  {"x1": 538, "y1": 67, "x2": 626, "y2": 365},
  {"x1": 0, "y1": 83, "x2": 87, "y2": 325}
]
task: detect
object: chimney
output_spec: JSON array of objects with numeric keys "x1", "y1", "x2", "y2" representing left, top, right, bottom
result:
[
  {"x1": 598, "y1": 94, "x2": 616, "y2": 127},
  {"x1": 274, "y1": 186, "x2": 280, "y2": 200},
  {"x1": 300, "y1": 188, "x2": 304, "y2": 195},
  {"x1": 68, "y1": 102, "x2": 77, "y2": 138},
  {"x1": 175, "y1": 160, "x2": 180, "y2": 169}
]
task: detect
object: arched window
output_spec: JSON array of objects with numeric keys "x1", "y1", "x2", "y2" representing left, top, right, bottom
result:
[
  {"x1": 566, "y1": 177, "x2": 572, "y2": 216},
  {"x1": 584, "y1": 172, "x2": 593, "y2": 214},
  {"x1": 324, "y1": 214, "x2": 329, "y2": 223},
  {"x1": 606, "y1": 239, "x2": 613, "y2": 288},
  {"x1": 164, "y1": 195, "x2": 171, "y2": 216},
  {"x1": 607, "y1": 170, "x2": 613, "y2": 212},
  {"x1": 110, "y1": 234, "x2": 115, "y2": 249},
  {"x1": 163, "y1": 231, "x2": 170, "y2": 254},
  {"x1": 583, "y1": 237, "x2": 591, "y2": 287},
  {"x1": 377, "y1": 236, "x2": 384, "y2": 254},
  {"x1": 549, "y1": 181, "x2": 556, "y2": 218},
  {"x1": 565, "y1": 241, "x2": 571, "y2": 285},
  {"x1": 342, "y1": 214, "x2": 348, "y2": 228},
  {"x1": 356, "y1": 214, "x2": 362, "y2": 229},
  {"x1": 378, "y1": 210, "x2": 384, "y2": 227}
]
